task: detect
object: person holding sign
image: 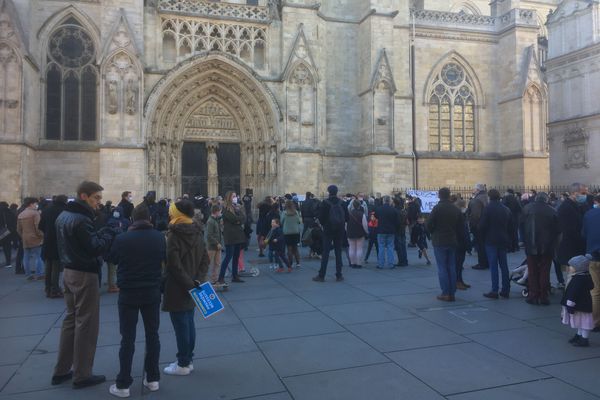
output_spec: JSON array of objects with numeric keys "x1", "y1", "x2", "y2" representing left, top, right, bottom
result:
[{"x1": 162, "y1": 200, "x2": 209, "y2": 377}]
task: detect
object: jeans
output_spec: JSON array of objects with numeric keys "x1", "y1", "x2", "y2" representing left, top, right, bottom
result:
[
  {"x1": 394, "y1": 233, "x2": 408, "y2": 265},
  {"x1": 364, "y1": 236, "x2": 379, "y2": 261},
  {"x1": 319, "y1": 230, "x2": 343, "y2": 278},
  {"x1": 23, "y1": 246, "x2": 43, "y2": 277},
  {"x1": 274, "y1": 249, "x2": 290, "y2": 269},
  {"x1": 433, "y1": 246, "x2": 457, "y2": 296},
  {"x1": 486, "y1": 245, "x2": 510, "y2": 294},
  {"x1": 169, "y1": 309, "x2": 195, "y2": 367},
  {"x1": 377, "y1": 234, "x2": 395, "y2": 268},
  {"x1": 218, "y1": 244, "x2": 241, "y2": 280},
  {"x1": 117, "y1": 300, "x2": 161, "y2": 389},
  {"x1": 45, "y1": 259, "x2": 62, "y2": 295}
]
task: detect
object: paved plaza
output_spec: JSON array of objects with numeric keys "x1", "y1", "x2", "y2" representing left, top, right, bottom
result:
[{"x1": 0, "y1": 245, "x2": 599, "y2": 400}]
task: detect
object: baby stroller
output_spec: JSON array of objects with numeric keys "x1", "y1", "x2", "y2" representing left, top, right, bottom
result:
[{"x1": 510, "y1": 259, "x2": 555, "y2": 297}]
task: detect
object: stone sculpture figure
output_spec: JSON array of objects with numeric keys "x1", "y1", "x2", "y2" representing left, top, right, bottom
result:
[
  {"x1": 125, "y1": 79, "x2": 136, "y2": 115},
  {"x1": 159, "y1": 143, "x2": 167, "y2": 177},
  {"x1": 108, "y1": 80, "x2": 118, "y2": 114},
  {"x1": 245, "y1": 146, "x2": 253, "y2": 176},
  {"x1": 148, "y1": 140, "x2": 156, "y2": 175},
  {"x1": 258, "y1": 148, "x2": 265, "y2": 176},
  {"x1": 269, "y1": 146, "x2": 277, "y2": 176},
  {"x1": 208, "y1": 148, "x2": 218, "y2": 177},
  {"x1": 170, "y1": 144, "x2": 177, "y2": 176}
]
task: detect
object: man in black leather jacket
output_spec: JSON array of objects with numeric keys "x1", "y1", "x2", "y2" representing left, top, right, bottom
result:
[{"x1": 52, "y1": 181, "x2": 118, "y2": 390}]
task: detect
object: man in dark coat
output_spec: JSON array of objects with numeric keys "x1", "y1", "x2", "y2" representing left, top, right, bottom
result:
[
  {"x1": 107, "y1": 205, "x2": 166, "y2": 396},
  {"x1": 52, "y1": 181, "x2": 118, "y2": 390},
  {"x1": 468, "y1": 183, "x2": 489, "y2": 269},
  {"x1": 117, "y1": 191, "x2": 134, "y2": 221},
  {"x1": 313, "y1": 185, "x2": 348, "y2": 282},
  {"x1": 0, "y1": 201, "x2": 17, "y2": 268},
  {"x1": 479, "y1": 189, "x2": 512, "y2": 299},
  {"x1": 502, "y1": 189, "x2": 522, "y2": 252},
  {"x1": 374, "y1": 196, "x2": 400, "y2": 269},
  {"x1": 139, "y1": 191, "x2": 158, "y2": 228},
  {"x1": 521, "y1": 193, "x2": 560, "y2": 305},
  {"x1": 300, "y1": 192, "x2": 319, "y2": 239},
  {"x1": 39, "y1": 195, "x2": 68, "y2": 298},
  {"x1": 557, "y1": 183, "x2": 588, "y2": 270},
  {"x1": 427, "y1": 188, "x2": 462, "y2": 302}
]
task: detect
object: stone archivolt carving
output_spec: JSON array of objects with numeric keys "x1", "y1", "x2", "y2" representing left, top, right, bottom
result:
[
  {"x1": 184, "y1": 99, "x2": 241, "y2": 140},
  {"x1": 158, "y1": 0, "x2": 271, "y2": 24},
  {"x1": 161, "y1": 17, "x2": 267, "y2": 68},
  {"x1": 563, "y1": 128, "x2": 589, "y2": 169}
]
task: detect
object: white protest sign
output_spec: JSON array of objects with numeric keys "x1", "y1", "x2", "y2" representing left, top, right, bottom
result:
[{"x1": 407, "y1": 190, "x2": 440, "y2": 214}]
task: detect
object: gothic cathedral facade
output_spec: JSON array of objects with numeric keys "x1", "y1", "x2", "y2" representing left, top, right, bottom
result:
[{"x1": 0, "y1": 0, "x2": 559, "y2": 203}]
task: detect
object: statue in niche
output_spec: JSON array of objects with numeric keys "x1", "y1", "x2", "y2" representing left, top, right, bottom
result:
[
  {"x1": 258, "y1": 148, "x2": 265, "y2": 176},
  {"x1": 148, "y1": 141, "x2": 156, "y2": 175},
  {"x1": 245, "y1": 147, "x2": 253, "y2": 176},
  {"x1": 269, "y1": 147, "x2": 277, "y2": 176},
  {"x1": 125, "y1": 79, "x2": 137, "y2": 115},
  {"x1": 107, "y1": 80, "x2": 118, "y2": 114},
  {"x1": 159, "y1": 144, "x2": 167, "y2": 177},
  {"x1": 208, "y1": 148, "x2": 218, "y2": 178},
  {"x1": 170, "y1": 144, "x2": 177, "y2": 176}
]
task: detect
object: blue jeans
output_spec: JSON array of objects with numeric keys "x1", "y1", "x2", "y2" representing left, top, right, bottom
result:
[
  {"x1": 433, "y1": 246, "x2": 457, "y2": 296},
  {"x1": 377, "y1": 234, "x2": 395, "y2": 268},
  {"x1": 23, "y1": 246, "x2": 43, "y2": 277},
  {"x1": 486, "y1": 245, "x2": 510, "y2": 294},
  {"x1": 169, "y1": 309, "x2": 195, "y2": 367},
  {"x1": 395, "y1": 233, "x2": 408, "y2": 265},
  {"x1": 218, "y1": 244, "x2": 241, "y2": 280}
]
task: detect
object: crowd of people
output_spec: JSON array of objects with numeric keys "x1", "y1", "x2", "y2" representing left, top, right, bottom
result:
[{"x1": 0, "y1": 180, "x2": 599, "y2": 396}]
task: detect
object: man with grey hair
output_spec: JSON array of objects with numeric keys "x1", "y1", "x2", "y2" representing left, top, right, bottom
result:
[
  {"x1": 521, "y1": 192, "x2": 560, "y2": 305},
  {"x1": 468, "y1": 183, "x2": 489, "y2": 270},
  {"x1": 557, "y1": 183, "x2": 588, "y2": 279}
]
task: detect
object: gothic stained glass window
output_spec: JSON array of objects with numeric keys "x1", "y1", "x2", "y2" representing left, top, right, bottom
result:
[
  {"x1": 45, "y1": 21, "x2": 97, "y2": 141},
  {"x1": 428, "y1": 62, "x2": 477, "y2": 152}
]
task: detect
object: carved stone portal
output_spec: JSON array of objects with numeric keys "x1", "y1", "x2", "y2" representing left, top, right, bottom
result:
[{"x1": 563, "y1": 128, "x2": 589, "y2": 169}]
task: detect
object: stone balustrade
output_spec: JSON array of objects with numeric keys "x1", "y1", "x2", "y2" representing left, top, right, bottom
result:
[
  {"x1": 411, "y1": 8, "x2": 538, "y2": 32},
  {"x1": 157, "y1": 0, "x2": 271, "y2": 24}
]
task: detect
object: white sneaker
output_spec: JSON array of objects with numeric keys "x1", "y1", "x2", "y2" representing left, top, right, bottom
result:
[
  {"x1": 143, "y1": 379, "x2": 159, "y2": 391},
  {"x1": 163, "y1": 363, "x2": 190, "y2": 376},
  {"x1": 168, "y1": 361, "x2": 193, "y2": 372},
  {"x1": 109, "y1": 384, "x2": 130, "y2": 398}
]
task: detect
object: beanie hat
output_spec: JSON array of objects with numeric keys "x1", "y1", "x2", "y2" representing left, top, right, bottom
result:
[
  {"x1": 568, "y1": 254, "x2": 592, "y2": 274},
  {"x1": 175, "y1": 199, "x2": 195, "y2": 218},
  {"x1": 327, "y1": 185, "x2": 338, "y2": 195}
]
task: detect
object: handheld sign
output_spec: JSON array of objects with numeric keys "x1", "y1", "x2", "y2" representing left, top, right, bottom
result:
[{"x1": 189, "y1": 282, "x2": 224, "y2": 319}]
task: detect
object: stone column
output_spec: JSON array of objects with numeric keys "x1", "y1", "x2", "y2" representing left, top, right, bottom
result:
[{"x1": 207, "y1": 142, "x2": 219, "y2": 197}]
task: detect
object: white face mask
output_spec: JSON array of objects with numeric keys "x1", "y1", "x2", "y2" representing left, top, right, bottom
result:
[
  {"x1": 127, "y1": 196, "x2": 133, "y2": 202},
  {"x1": 113, "y1": 211, "x2": 120, "y2": 219},
  {"x1": 232, "y1": 196, "x2": 238, "y2": 204}
]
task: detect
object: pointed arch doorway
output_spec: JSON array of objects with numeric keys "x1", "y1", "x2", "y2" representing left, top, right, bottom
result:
[{"x1": 145, "y1": 53, "x2": 281, "y2": 199}]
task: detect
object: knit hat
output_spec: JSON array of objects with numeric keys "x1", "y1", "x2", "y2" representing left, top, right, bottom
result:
[
  {"x1": 568, "y1": 255, "x2": 592, "y2": 274},
  {"x1": 175, "y1": 199, "x2": 195, "y2": 218},
  {"x1": 327, "y1": 185, "x2": 338, "y2": 195}
]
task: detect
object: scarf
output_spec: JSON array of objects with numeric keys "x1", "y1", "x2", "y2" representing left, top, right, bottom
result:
[{"x1": 169, "y1": 202, "x2": 193, "y2": 225}]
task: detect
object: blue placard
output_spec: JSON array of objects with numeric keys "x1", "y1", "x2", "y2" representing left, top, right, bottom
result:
[{"x1": 188, "y1": 282, "x2": 224, "y2": 319}]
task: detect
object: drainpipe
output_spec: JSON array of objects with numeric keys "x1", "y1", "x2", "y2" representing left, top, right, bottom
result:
[{"x1": 410, "y1": 12, "x2": 418, "y2": 188}]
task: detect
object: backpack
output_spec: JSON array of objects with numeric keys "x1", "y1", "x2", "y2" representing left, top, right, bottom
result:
[{"x1": 326, "y1": 200, "x2": 345, "y2": 229}]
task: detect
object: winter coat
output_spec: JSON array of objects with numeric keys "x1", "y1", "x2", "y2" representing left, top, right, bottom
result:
[
  {"x1": 267, "y1": 226, "x2": 285, "y2": 252},
  {"x1": 39, "y1": 201, "x2": 66, "y2": 261},
  {"x1": 347, "y1": 208, "x2": 368, "y2": 239},
  {"x1": 17, "y1": 208, "x2": 44, "y2": 249},
  {"x1": 0, "y1": 204, "x2": 17, "y2": 243},
  {"x1": 468, "y1": 191, "x2": 489, "y2": 229},
  {"x1": 561, "y1": 273, "x2": 594, "y2": 313},
  {"x1": 256, "y1": 202, "x2": 272, "y2": 236},
  {"x1": 109, "y1": 220, "x2": 166, "y2": 304},
  {"x1": 205, "y1": 216, "x2": 224, "y2": 251},
  {"x1": 55, "y1": 200, "x2": 117, "y2": 274},
  {"x1": 521, "y1": 201, "x2": 559, "y2": 256},
  {"x1": 456, "y1": 212, "x2": 471, "y2": 253},
  {"x1": 222, "y1": 206, "x2": 246, "y2": 245},
  {"x1": 117, "y1": 199, "x2": 134, "y2": 221},
  {"x1": 281, "y1": 209, "x2": 302, "y2": 235},
  {"x1": 318, "y1": 196, "x2": 349, "y2": 234},
  {"x1": 162, "y1": 222, "x2": 209, "y2": 312},
  {"x1": 582, "y1": 208, "x2": 600, "y2": 257},
  {"x1": 300, "y1": 198, "x2": 319, "y2": 219},
  {"x1": 427, "y1": 199, "x2": 461, "y2": 247},
  {"x1": 557, "y1": 198, "x2": 586, "y2": 265},
  {"x1": 374, "y1": 205, "x2": 400, "y2": 235},
  {"x1": 478, "y1": 200, "x2": 512, "y2": 249},
  {"x1": 407, "y1": 201, "x2": 421, "y2": 223}
]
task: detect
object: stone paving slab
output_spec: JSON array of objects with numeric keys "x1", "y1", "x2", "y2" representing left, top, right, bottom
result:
[
  {"x1": 446, "y1": 378, "x2": 599, "y2": 400},
  {"x1": 387, "y1": 342, "x2": 548, "y2": 395},
  {"x1": 318, "y1": 300, "x2": 415, "y2": 325},
  {"x1": 0, "y1": 314, "x2": 60, "y2": 338},
  {"x1": 258, "y1": 332, "x2": 388, "y2": 377},
  {"x1": 539, "y1": 358, "x2": 600, "y2": 397},
  {"x1": 346, "y1": 318, "x2": 469, "y2": 352},
  {"x1": 0, "y1": 335, "x2": 44, "y2": 366},
  {"x1": 242, "y1": 311, "x2": 344, "y2": 342},
  {"x1": 228, "y1": 295, "x2": 315, "y2": 318},
  {"x1": 283, "y1": 363, "x2": 445, "y2": 400}
]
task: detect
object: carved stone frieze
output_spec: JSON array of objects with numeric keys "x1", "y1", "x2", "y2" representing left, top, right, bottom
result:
[
  {"x1": 158, "y1": 0, "x2": 271, "y2": 24},
  {"x1": 563, "y1": 128, "x2": 589, "y2": 169}
]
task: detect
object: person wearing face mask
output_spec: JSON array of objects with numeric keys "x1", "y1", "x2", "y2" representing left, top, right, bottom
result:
[
  {"x1": 557, "y1": 183, "x2": 588, "y2": 283},
  {"x1": 217, "y1": 192, "x2": 246, "y2": 284},
  {"x1": 582, "y1": 194, "x2": 600, "y2": 332},
  {"x1": 118, "y1": 192, "x2": 134, "y2": 221}
]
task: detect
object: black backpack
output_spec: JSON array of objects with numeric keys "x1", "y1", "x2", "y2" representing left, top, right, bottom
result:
[{"x1": 326, "y1": 200, "x2": 345, "y2": 229}]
